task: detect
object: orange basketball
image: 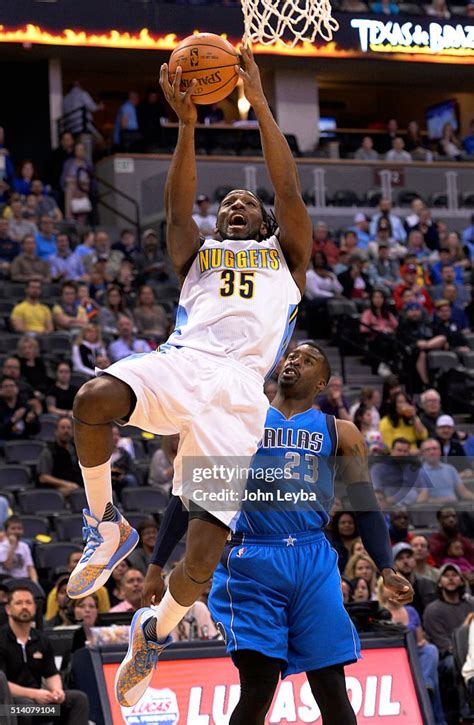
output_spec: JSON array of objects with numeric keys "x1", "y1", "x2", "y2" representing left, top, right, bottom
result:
[{"x1": 169, "y1": 33, "x2": 239, "y2": 105}]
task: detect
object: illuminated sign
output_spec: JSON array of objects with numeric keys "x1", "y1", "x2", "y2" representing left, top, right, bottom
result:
[{"x1": 351, "y1": 17, "x2": 474, "y2": 56}]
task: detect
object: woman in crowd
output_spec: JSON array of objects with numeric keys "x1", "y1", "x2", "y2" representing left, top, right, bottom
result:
[
  {"x1": 344, "y1": 553, "x2": 378, "y2": 598},
  {"x1": 351, "y1": 576, "x2": 372, "y2": 603},
  {"x1": 380, "y1": 391, "x2": 428, "y2": 451},
  {"x1": 304, "y1": 250, "x2": 343, "y2": 338},
  {"x1": 105, "y1": 559, "x2": 130, "y2": 608},
  {"x1": 353, "y1": 403, "x2": 378, "y2": 444},
  {"x1": 438, "y1": 122, "x2": 462, "y2": 159},
  {"x1": 360, "y1": 289, "x2": 398, "y2": 374},
  {"x1": 52, "y1": 281, "x2": 88, "y2": 335},
  {"x1": 377, "y1": 579, "x2": 446, "y2": 723},
  {"x1": 98, "y1": 284, "x2": 134, "y2": 338},
  {"x1": 133, "y1": 285, "x2": 169, "y2": 344},
  {"x1": 72, "y1": 323, "x2": 107, "y2": 377},
  {"x1": 61, "y1": 141, "x2": 94, "y2": 222},
  {"x1": 349, "y1": 386, "x2": 381, "y2": 429},
  {"x1": 328, "y1": 511, "x2": 359, "y2": 573},
  {"x1": 380, "y1": 374, "x2": 404, "y2": 417},
  {"x1": 17, "y1": 335, "x2": 51, "y2": 395},
  {"x1": 446, "y1": 231, "x2": 470, "y2": 270},
  {"x1": 341, "y1": 577, "x2": 354, "y2": 605},
  {"x1": 12, "y1": 160, "x2": 36, "y2": 196},
  {"x1": 70, "y1": 594, "x2": 101, "y2": 652},
  {"x1": 148, "y1": 434, "x2": 179, "y2": 495},
  {"x1": 349, "y1": 537, "x2": 367, "y2": 558},
  {"x1": 127, "y1": 518, "x2": 160, "y2": 575}
]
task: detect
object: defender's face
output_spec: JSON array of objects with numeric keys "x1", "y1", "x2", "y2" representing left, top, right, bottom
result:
[
  {"x1": 216, "y1": 190, "x2": 266, "y2": 241},
  {"x1": 278, "y1": 345, "x2": 327, "y2": 397}
]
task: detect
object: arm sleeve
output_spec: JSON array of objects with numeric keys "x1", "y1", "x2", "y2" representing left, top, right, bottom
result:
[
  {"x1": 346, "y1": 482, "x2": 395, "y2": 572},
  {"x1": 150, "y1": 496, "x2": 189, "y2": 568}
]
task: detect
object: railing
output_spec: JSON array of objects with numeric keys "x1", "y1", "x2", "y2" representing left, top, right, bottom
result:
[{"x1": 56, "y1": 105, "x2": 100, "y2": 139}]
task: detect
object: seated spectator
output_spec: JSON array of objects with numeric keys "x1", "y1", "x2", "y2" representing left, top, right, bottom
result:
[
  {"x1": 69, "y1": 594, "x2": 102, "y2": 652},
  {"x1": 29, "y1": 179, "x2": 62, "y2": 221},
  {"x1": 172, "y1": 591, "x2": 218, "y2": 641},
  {"x1": 371, "y1": 0, "x2": 399, "y2": 12},
  {"x1": 62, "y1": 142, "x2": 94, "y2": 223},
  {"x1": 421, "y1": 438, "x2": 474, "y2": 503},
  {"x1": 354, "y1": 136, "x2": 378, "y2": 161},
  {"x1": 127, "y1": 518, "x2": 159, "y2": 575},
  {"x1": 98, "y1": 284, "x2": 134, "y2": 338},
  {"x1": 304, "y1": 251, "x2": 343, "y2": 338},
  {"x1": 371, "y1": 437, "x2": 428, "y2": 505},
  {"x1": 192, "y1": 195, "x2": 217, "y2": 238},
  {"x1": 412, "y1": 535, "x2": 440, "y2": 583},
  {"x1": 72, "y1": 324, "x2": 106, "y2": 377},
  {"x1": 116, "y1": 259, "x2": 137, "y2": 308},
  {"x1": 369, "y1": 198, "x2": 407, "y2": 242},
  {"x1": 423, "y1": 564, "x2": 474, "y2": 724},
  {"x1": 337, "y1": 253, "x2": 372, "y2": 304},
  {"x1": 419, "y1": 389, "x2": 444, "y2": 436},
  {"x1": 0, "y1": 585, "x2": 89, "y2": 722},
  {"x1": 24, "y1": 193, "x2": 39, "y2": 225},
  {"x1": 339, "y1": 229, "x2": 359, "y2": 259},
  {"x1": 431, "y1": 264, "x2": 470, "y2": 308},
  {"x1": 82, "y1": 230, "x2": 123, "y2": 283},
  {"x1": 133, "y1": 285, "x2": 168, "y2": 343},
  {"x1": 397, "y1": 302, "x2": 445, "y2": 386},
  {"x1": 109, "y1": 568, "x2": 145, "y2": 613},
  {"x1": 316, "y1": 373, "x2": 351, "y2": 420},
  {"x1": 10, "y1": 278, "x2": 53, "y2": 335},
  {"x1": 442, "y1": 540, "x2": 474, "y2": 577},
  {"x1": 49, "y1": 234, "x2": 86, "y2": 282},
  {"x1": 10, "y1": 235, "x2": 50, "y2": 284},
  {"x1": 393, "y1": 264, "x2": 433, "y2": 312},
  {"x1": 108, "y1": 315, "x2": 151, "y2": 362},
  {"x1": 463, "y1": 120, "x2": 474, "y2": 157},
  {"x1": 105, "y1": 560, "x2": 130, "y2": 609},
  {"x1": 438, "y1": 122, "x2": 462, "y2": 159},
  {"x1": 392, "y1": 542, "x2": 436, "y2": 615},
  {"x1": 425, "y1": 0, "x2": 450, "y2": 19},
  {"x1": 435, "y1": 415, "x2": 471, "y2": 476},
  {"x1": 430, "y1": 507, "x2": 474, "y2": 567},
  {"x1": 368, "y1": 218, "x2": 404, "y2": 261},
  {"x1": 17, "y1": 335, "x2": 51, "y2": 395},
  {"x1": 433, "y1": 299, "x2": 469, "y2": 353},
  {"x1": 367, "y1": 242, "x2": 401, "y2": 294},
  {"x1": 0, "y1": 218, "x2": 20, "y2": 278},
  {"x1": 44, "y1": 574, "x2": 73, "y2": 628},
  {"x1": 446, "y1": 230, "x2": 470, "y2": 270},
  {"x1": 386, "y1": 136, "x2": 412, "y2": 162},
  {"x1": 46, "y1": 362, "x2": 78, "y2": 417},
  {"x1": 52, "y1": 281, "x2": 87, "y2": 335},
  {"x1": 312, "y1": 221, "x2": 339, "y2": 267},
  {"x1": 34, "y1": 215, "x2": 57, "y2": 260},
  {"x1": 112, "y1": 228, "x2": 139, "y2": 261},
  {"x1": 327, "y1": 511, "x2": 359, "y2": 573},
  {"x1": 348, "y1": 212, "x2": 371, "y2": 249},
  {"x1": 77, "y1": 283, "x2": 100, "y2": 323},
  {"x1": 410, "y1": 207, "x2": 440, "y2": 252},
  {"x1": 0, "y1": 496, "x2": 10, "y2": 529},
  {"x1": 380, "y1": 373, "x2": 404, "y2": 417},
  {"x1": 404, "y1": 121, "x2": 429, "y2": 157},
  {"x1": 149, "y1": 434, "x2": 179, "y2": 494},
  {"x1": 134, "y1": 229, "x2": 168, "y2": 286},
  {"x1": 430, "y1": 251, "x2": 463, "y2": 287},
  {"x1": 404, "y1": 197, "x2": 425, "y2": 233},
  {"x1": 73, "y1": 230, "x2": 95, "y2": 261},
  {"x1": 349, "y1": 386, "x2": 381, "y2": 429},
  {"x1": 88, "y1": 261, "x2": 107, "y2": 304},
  {"x1": 1, "y1": 356, "x2": 41, "y2": 416},
  {"x1": 7, "y1": 195, "x2": 37, "y2": 243},
  {"x1": 377, "y1": 578, "x2": 445, "y2": 723},
  {"x1": 353, "y1": 403, "x2": 379, "y2": 443},
  {"x1": 12, "y1": 160, "x2": 36, "y2": 197},
  {"x1": 37, "y1": 416, "x2": 81, "y2": 497},
  {"x1": 360, "y1": 289, "x2": 398, "y2": 375},
  {"x1": 380, "y1": 392, "x2": 428, "y2": 451},
  {"x1": 45, "y1": 552, "x2": 110, "y2": 620},
  {"x1": 0, "y1": 516, "x2": 38, "y2": 581},
  {"x1": 0, "y1": 377, "x2": 40, "y2": 442},
  {"x1": 406, "y1": 229, "x2": 433, "y2": 265},
  {"x1": 351, "y1": 577, "x2": 372, "y2": 603},
  {"x1": 110, "y1": 425, "x2": 139, "y2": 494},
  {"x1": 343, "y1": 553, "x2": 377, "y2": 599},
  {"x1": 388, "y1": 506, "x2": 412, "y2": 545}
]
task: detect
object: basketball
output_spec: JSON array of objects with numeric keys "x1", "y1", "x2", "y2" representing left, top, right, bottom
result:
[{"x1": 168, "y1": 33, "x2": 239, "y2": 105}]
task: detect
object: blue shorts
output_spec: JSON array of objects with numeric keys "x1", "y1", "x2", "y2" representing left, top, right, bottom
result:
[{"x1": 208, "y1": 530, "x2": 360, "y2": 678}]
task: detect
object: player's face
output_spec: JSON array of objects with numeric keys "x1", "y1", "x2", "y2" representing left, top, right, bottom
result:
[
  {"x1": 278, "y1": 345, "x2": 327, "y2": 397},
  {"x1": 216, "y1": 190, "x2": 266, "y2": 241}
]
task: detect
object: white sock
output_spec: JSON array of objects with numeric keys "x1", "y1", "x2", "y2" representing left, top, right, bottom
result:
[
  {"x1": 153, "y1": 589, "x2": 192, "y2": 641},
  {"x1": 80, "y1": 459, "x2": 113, "y2": 520}
]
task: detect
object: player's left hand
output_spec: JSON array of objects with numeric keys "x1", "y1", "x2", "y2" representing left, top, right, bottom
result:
[
  {"x1": 235, "y1": 46, "x2": 265, "y2": 108},
  {"x1": 142, "y1": 563, "x2": 165, "y2": 607},
  {"x1": 381, "y1": 568, "x2": 414, "y2": 605}
]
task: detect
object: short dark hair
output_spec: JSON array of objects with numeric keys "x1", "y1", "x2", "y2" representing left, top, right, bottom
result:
[
  {"x1": 295, "y1": 340, "x2": 331, "y2": 383},
  {"x1": 392, "y1": 437, "x2": 411, "y2": 449},
  {"x1": 4, "y1": 515, "x2": 22, "y2": 532},
  {"x1": 7, "y1": 585, "x2": 35, "y2": 605},
  {"x1": 61, "y1": 280, "x2": 77, "y2": 293},
  {"x1": 56, "y1": 360, "x2": 72, "y2": 372}
]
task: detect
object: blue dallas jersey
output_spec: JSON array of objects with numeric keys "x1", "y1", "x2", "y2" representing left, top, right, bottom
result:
[{"x1": 235, "y1": 406, "x2": 338, "y2": 535}]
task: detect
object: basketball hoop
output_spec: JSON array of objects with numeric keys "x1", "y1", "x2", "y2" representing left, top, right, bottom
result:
[{"x1": 241, "y1": 0, "x2": 339, "y2": 47}]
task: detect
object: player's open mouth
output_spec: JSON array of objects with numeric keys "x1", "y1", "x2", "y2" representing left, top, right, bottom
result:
[
  {"x1": 282, "y1": 367, "x2": 299, "y2": 379},
  {"x1": 228, "y1": 213, "x2": 247, "y2": 228}
]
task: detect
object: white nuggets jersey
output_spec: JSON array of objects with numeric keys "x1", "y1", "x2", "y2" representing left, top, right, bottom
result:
[{"x1": 164, "y1": 235, "x2": 301, "y2": 379}]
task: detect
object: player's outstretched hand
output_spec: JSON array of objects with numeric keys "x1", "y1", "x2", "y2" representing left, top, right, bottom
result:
[
  {"x1": 142, "y1": 563, "x2": 166, "y2": 607},
  {"x1": 381, "y1": 568, "x2": 414, "y2": 605},
  {"x1": 159, "y1": 64, "x2": 197, "y2": 126},
  {"x1": 235, "y1": 45, "x2": 266, "y2": 108}
]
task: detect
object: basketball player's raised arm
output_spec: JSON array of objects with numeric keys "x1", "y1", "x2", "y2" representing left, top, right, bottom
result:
[
  {"x1": 160, "y1": 65, "x2": 202, "y2": 279},
  {"x1": 336, "y1": 420, "x2": 414, "y2": 604},
  {"x1": 236, "y1": 46, "x2": 312, "y2": 292}
]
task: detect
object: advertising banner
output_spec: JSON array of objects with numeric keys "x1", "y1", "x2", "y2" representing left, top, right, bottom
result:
[{"x1": 103, "y1": 647, "x2": 423, "y2": 724}]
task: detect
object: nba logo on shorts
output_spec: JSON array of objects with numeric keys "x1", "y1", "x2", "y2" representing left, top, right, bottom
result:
[
  {"x1": 237, "y1": 547, "x2": 246, "y2": 558},
  {"x1": 121, "y1": 687, "x2": 179, "y2": 724},
  {"x1": 190, "y1": 48, "x2": 199, "y2": 66}
]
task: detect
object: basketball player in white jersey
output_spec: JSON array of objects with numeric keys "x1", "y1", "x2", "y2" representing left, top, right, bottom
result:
[{"x1": 67, "y1": 47, "x2": 312, "y2": 705}]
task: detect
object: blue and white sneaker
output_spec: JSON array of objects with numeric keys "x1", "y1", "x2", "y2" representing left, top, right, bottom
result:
[
  {"x1": 115, "y1": 607, "x2": 172, "y2": 707},
  {"x1": 67, "y1": 506, "x2": 139, "y2": 599}
]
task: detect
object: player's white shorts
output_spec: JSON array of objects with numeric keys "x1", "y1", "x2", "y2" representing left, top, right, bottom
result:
[{"x1": 98, "y1": 346, "x2": 269, "y2": 529}]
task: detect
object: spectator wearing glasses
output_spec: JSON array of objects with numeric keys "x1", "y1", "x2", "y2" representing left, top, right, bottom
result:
[{"x1": 419, "y1": 389, "x2": 444, "y2": 436}]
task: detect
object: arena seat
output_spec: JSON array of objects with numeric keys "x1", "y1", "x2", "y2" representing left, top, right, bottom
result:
[
  {"x1": 0, "y1": 464, "x2": 33, "y2": 492},
  {"x1": 53, "y1": 514, "x2": 84, "y2": 542},
  {"x1": 4, "y1": 440, "x2": 46, "y2": 466},
  {"x1": 35, "y1": 542, "x2": 82, "y2": 571},
  {"x1": 461, "y1": 351, "x2": 474, "y2": 369},
  {"x1": 18, "y1": 489, "x2": 66, "y2": 516},
  {"x1": 461, "y1": 192, "x2": 474, "y2": 208},
  {"x1": 331, "y1": 189, "x2": 361, "y2": 207},
  {"x1": 40, "y1": 333, "x2": 72, "y2": 353},
  {"x1": 70, "y1": 372, "x2": 90, "y2": 388},
  {"x1": 122, "y1": 512, "x2": 159, "y2": 530},
  {"x1": 365, "y1": 189, "x2": 383, "y2": 207},
  {"x1": 427, "y1": 350, "x2": 461, "y2": 373},
  {"x1": 397, "y1": 190, "x2": 423, "y2": 207},
  {"x1": 429, "y1": 192, "x2": 448, "y2": 208},
  {"x1": 0, "y1": 334, "x2": 22, "y2": 352},
  {"x1": 213, "y1": 185, "x2": 234, "y2": 202},
  {"x1": 327, "y1": 299, "x2": 358, "y2": 318},
  {"x1": 67, "y1": 489, "x2": 88, "y2": 513},
  {"x1": 35, "y1": 420, "x2": 57, "y2": 443},
  {"x1": 20, "y1": 515, "x2": 51, "y2": 538},
  {"x1": 120, "y1": 487, "x2": 169, "y2": 513}
]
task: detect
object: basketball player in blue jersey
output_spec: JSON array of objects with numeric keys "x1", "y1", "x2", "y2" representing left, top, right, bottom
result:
[
  {"x1": 66, "y1": 47, "x2": 313, "y2": 706},
  {"x1": 141, "y1": 342, "x2": 414, "y2": 722}
]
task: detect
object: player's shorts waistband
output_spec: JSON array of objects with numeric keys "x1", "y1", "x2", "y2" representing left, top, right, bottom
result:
[
  {"x1": 229, "y1": 529, "x2": 326, "y2": 547},
  {"x1": 159, "y1": 344, "x2": 264, "y2": 386}
]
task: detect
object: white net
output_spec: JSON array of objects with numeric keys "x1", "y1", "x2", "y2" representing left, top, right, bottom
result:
[{"x1": 241, "y1": 0, "x2": 339, "y2": 46}]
